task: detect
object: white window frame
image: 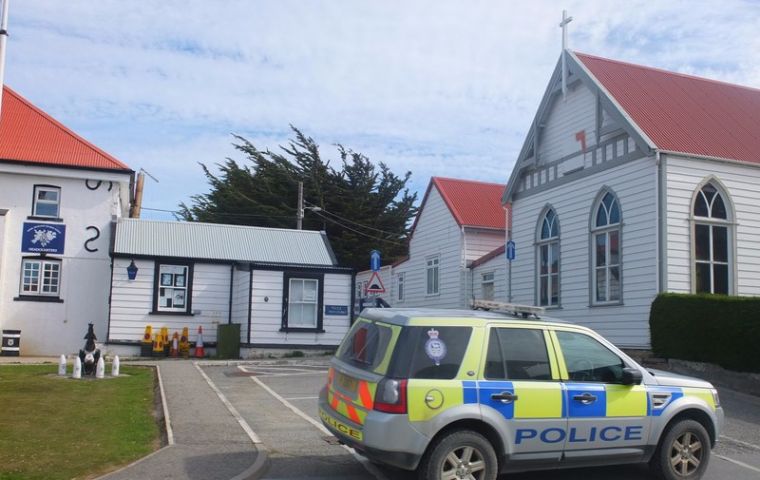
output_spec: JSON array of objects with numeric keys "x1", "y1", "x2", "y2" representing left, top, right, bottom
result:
[
  {"x1": 481, "y1": 271, "x2": 495, "y2": 301},
  {"x1": 397, "y1": 272, "x2": 405, "y2": 302},
  {"x1": 32, "y1": 185, "x2": 61, "y2": 218},
  {"x1": 20, "y1": 258, "x2": 61, "y2": 297},
  {"x1": 591, "y1": 191, "x2": 622, "y2": 306},
  {"x1": 536, "y1": 207, "x2": 560, "y2": 307},
  {"x1": 287, "y1": 278, "x2": 319, "y2": 329},
  {"x1": 691, "y1": 180, "x2": 733, "y2": 295},
  {"x1": 426, "y1": 256, "x2": 440, "y2": 296},
  {"x1": 156, "y1": 264, "x2": 190, "y2": 313}
]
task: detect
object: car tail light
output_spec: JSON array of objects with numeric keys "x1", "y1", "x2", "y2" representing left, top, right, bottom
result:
[{"x1": 374, "y1": 378, "x2": 407, "y2": 414}]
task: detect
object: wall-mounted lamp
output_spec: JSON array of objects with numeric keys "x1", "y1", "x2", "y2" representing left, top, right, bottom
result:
[{"x1": 126, "y1": 260, "x2": 139, "y2": 280}]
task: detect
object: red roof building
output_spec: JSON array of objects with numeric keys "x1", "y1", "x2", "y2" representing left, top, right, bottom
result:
[
  {"x1": 356, "y1": 176, "x2": 508, "y2": 310},
  {"x1": 501, "y1": 50, "x2": 760, "y2": 349},
  {"x1": 575, "y1": 52, "x2": 760, "y2": 165},
  {"x1": 0, "y1": 86, "x2": 131, "y2": 172},
  {"x1": 430, "y1": 177, "x2": 507, "y2": 229}
]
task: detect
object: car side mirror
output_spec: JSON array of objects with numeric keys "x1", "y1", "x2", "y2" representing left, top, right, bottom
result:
[{"x1": 622, "y1": 367, "x2": 643, "y2": 385}]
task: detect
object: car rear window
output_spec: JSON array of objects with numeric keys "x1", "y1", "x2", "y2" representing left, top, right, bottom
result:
[
  {"x1": 389, "y1": 326, "x2": 473, "y2": 380},
  {"x1": 336, "y1": 319, "x2": 397, "y2": 374}
]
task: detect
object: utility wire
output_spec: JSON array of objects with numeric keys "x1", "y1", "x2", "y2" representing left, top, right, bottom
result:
[
  {"x1": 309, "y1": 210, "x2": 406, "y2": 246},
  {"x1": 304, "y1": 200, "x2": 403, "y2": 237},
  {"x1": 141, "y1": 207, "x2": 294, "y2": 219}
]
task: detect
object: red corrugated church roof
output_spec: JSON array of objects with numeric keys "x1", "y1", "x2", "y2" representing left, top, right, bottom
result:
[
  {"x1": 576, "y1": 52, "x2": 760, "y2": 165},
  {"x1": 431, "y1": 177, "x2": 506, "y2": 229},
  {"x1": 0, "y1": 86, "x2": 131, "y2": 172}
]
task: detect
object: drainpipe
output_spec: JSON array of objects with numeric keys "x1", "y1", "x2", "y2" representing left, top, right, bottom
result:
[{"x1": 655, "y1": 150, "x2": 662, "y2": 294}]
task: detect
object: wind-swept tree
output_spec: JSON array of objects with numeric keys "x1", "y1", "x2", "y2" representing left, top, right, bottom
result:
[{"x1": 178, "y1": 127, "x2": 417, "y2": 270}]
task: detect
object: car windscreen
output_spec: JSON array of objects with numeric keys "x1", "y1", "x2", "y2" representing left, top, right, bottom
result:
[{"x1": 336, "y1": 318, "x2": 398, "y2": 375}]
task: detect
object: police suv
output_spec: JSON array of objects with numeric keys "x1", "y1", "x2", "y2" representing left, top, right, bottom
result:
[{"x1": 318, "y1": 305, "x2": 723, "y2": 480}]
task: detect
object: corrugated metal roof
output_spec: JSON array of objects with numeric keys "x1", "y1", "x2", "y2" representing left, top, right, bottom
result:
[
  {"x1": 432, "y1": 177, "x2": 507, "y2": 229},
  {"x1": 576, "y1": 52, "x2": 760, "y2": 165},
  {"x1": 0, "y1": 86, "x2": 131, "y2": 172},
  {"x1": 114, "y1": 219, "x2": 337, "y2": 266}
]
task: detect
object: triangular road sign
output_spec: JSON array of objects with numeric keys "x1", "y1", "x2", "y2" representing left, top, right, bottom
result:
[{"x1": 366, "y1": 271, "x2": 386, "y2": 294}]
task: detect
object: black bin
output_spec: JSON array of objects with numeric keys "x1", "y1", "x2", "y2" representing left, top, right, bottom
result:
[{"x1": 1, "y1": 330, "x2": 20, "y2": 356}]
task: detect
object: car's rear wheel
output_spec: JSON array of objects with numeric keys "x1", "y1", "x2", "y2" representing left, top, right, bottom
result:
[
  {"x1": 651, "y1": 419, "x2": 710, "y2": 480},
  {"x1": 418, "y1": 429, "x2": 497, "y2": 480}
]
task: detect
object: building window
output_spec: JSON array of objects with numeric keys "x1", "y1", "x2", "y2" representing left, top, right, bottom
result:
[
  {"x1": 481, "y1": 272, "x2": 495, "y2": 300},
  {"x1": 154, "y1": 263, "x2": 193, "y2": 314},
  {"x1": 591, "y1": 191, "x2": 622, "y2": 304},
  {"x1": 397, "y1": 272, "x2": 405, "y2": 302},
  {"x1": 32, "y1": 185, "x2": 61, "y2": 218},
  {"x1": 20, "y1": 258, "x2": 61, "y2": 296},
  {"x1": 692, "y1": 182, "x2": 732, "y2": 294},
  {"x1": 536, "y1": 208, "x2": 559, "y2": 307},
  {"x1": 283, "y1": 273, "x2": 324, "y2": 331},
  {"x1": 426, "y1": 256, "x2": 439, "y2": 295}
]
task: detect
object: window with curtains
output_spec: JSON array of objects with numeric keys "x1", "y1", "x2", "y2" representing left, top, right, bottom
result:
[
  {"x1": 692, "y1": 181, "x2": 732, "y2": 294},
  {"x1": 591, "y1": 191, "x2": 622, "y2": 304},
  {"x1": 536, "y1": 208, "x2": 560, "y2": 307}
]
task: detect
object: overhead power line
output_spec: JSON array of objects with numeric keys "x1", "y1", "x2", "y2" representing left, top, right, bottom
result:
[
  {"x1": 309, "y1": 210, "x2": 406, "y2": 246},
  {"x1": 304, "y1": 200, "x2": 402, "y2": 237}
]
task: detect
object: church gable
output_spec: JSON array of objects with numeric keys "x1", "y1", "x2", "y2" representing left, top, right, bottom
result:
[{"x1": 504, "y1": 52, "x2": 652, "y2": 203}]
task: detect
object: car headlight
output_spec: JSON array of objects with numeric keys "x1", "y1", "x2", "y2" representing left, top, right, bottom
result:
[{"x1": 711, "y1": 388, "x2": 721, "y2": 407}]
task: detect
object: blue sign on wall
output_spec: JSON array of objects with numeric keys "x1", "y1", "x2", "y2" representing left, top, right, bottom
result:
[
  {"x1": 370, "y1": 250, "x2": 381, "y2": 272},
  {"x1": 506, "y1": 240, "x2": 516, "y2": 261},
  {"x1": 325, "y1": 305, "x2": 349, "y2": 316},
  {"x1": 21, "y1": 222, "x2": 66, "y2": 254}
]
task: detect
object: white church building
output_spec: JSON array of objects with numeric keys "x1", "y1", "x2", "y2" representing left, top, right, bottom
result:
[{"x1": 497, "y1": 51, "x2": 760, "y2": 348}]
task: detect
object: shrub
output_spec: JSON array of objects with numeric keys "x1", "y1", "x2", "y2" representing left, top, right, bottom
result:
[{"x1": 649, "y1": 293, "x2": 760, "y2": 373}]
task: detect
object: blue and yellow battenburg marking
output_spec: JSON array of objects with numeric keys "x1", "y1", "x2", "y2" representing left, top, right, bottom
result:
[{"x1": 463, "y1": 382, "x2": 713, "y2": 419}]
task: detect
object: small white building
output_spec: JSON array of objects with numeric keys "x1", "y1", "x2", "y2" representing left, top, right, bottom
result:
[
  {"x1": 0, "y1": 86, "x2": 132, "y2": 355},
  {"x1": 107, "y1": 219, "x2": 354, "y2": 354},
  {"x1": 357, "y1": 177, "x2": 507, "y2": 309},
  {"x1": 502, "y1": 51, "x2": 760, "y2": 348}
]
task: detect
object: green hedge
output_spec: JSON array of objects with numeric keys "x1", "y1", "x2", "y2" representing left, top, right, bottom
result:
[{"x1": 649, "y1": 293, "x2": 760, "y2": 373}]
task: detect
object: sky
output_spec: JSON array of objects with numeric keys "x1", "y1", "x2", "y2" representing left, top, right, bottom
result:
[{"x1": 6, "y1": 1, "x2": 760, "y2": 221}]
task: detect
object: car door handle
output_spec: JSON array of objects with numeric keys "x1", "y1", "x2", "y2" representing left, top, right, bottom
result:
[
  {"x1": 573, "y1": 393, "x2": 598, "y2": 404},
  {"x1": 491, "y1": 391, "x2": 518, "y2": 403}
]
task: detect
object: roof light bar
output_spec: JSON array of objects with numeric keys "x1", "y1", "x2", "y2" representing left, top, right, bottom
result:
[{"x1": 471, "y1": 299, "x2": 545, "y2": 319}]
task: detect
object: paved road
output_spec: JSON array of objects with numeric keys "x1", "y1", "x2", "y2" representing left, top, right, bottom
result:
[{"x1": 203, "y1": 361, "x2": 760, "y2": 480}]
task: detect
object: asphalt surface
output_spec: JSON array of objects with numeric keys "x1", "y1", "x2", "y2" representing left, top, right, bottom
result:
[
  {"x1": 203, "y1": 360, "x2": 760, "y2": 480},
  {"x1": 101, "y1": 362, "x2": 262, "y2": 480}
]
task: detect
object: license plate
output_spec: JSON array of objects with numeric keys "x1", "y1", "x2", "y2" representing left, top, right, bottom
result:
[
  {"x1": 320, "y1": 408, "x2": 363, "y2": 441},
  {"x1": 337, "y1": 372, "x2": 358, "y2": 392}
]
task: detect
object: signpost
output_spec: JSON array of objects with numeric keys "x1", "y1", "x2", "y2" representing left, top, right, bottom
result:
[
  {"x1": 367, "y1": 250, "x2": 385, "y2": 294},
  {"x1": 506, "y1": 240, "x2": 515, "y2": 302},
  {"x1": 370, "y1": 250, "x2": 381, "y2": 272}
]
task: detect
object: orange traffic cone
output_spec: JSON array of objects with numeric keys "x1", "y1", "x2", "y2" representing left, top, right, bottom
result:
[
  {"x1": 170, "y1": 332, "x2": 179, "y2": 358},
  {"x1": 194, "y1": 326, "x2": 205, "y2": 358}
]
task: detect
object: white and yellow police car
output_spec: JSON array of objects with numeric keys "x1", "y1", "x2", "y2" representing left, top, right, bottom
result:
[{"x1": 318, "y1": 305, "x2": 723, "y2": 480}]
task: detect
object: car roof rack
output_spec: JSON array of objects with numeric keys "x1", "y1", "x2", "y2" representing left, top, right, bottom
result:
[{"x1": 471, "y1": 299, "x2": 545, "y2": 319}]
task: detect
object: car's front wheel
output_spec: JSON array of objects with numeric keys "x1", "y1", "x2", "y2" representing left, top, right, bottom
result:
[
  {"x1": 651, "y1": 419, "x2": 711, "y2": 480},
  {"x1": 417, "y1": 429, "x2": 497, "y2": 480}
]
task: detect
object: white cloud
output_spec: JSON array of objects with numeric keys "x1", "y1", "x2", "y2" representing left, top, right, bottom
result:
[{"x1": 6, "y1": 0, "x2": 760, "y2": 213}]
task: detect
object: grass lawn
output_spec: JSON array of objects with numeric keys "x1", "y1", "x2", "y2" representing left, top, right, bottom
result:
[{"x1": 0, "y1": 364, "x2": 160, "y2": 480}]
